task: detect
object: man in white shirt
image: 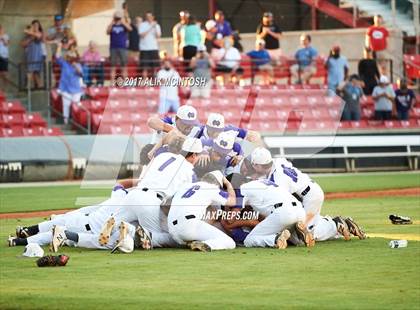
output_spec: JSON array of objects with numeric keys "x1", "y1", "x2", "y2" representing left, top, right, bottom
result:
[
  {"x1": 138, "y1": 12, "x2": 161, "y2": 77},
  {"x1": 213, "y1": 37, "x2": 243, "y2": 84},
  {"x1": 156, "y1": 60, "x2": 181, "y2": 114},
  {"x1": 168, "y1": 171, "x2": 237, "y2": 251}
]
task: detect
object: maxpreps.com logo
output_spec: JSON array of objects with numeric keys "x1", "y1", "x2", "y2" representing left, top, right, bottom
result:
[{"x1": 202, "y1": 210, "x2": 259, "y2": 221}]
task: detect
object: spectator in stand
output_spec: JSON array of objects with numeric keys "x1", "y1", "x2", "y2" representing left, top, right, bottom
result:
[
  {"x1": 365, "y1": 14, "x2": 389, "y2": 73},
  {"x1": 156, "y1": 60, "x2": 181, "y2": 114},
  {"x1": 190, "y1": 44, "x2": 214, "y2": 98},
  {"x1": 213, "y1": 37, "x2": 243, "y2": 85},
  {"x1": 60, "y1": 25, "x2": 77, "y2": 56},
  {"x1": 21, "y1": 20, "x2": 45, "y2": 89},
  {"x1": 214, "y1": 11, "x2": 232, "y2": 38},
  {"x1": 204, "y1": 20, "x2": 223, "y2": 53},
  {"x1": 0, "y1": 24, "x2": 9, "y2": 88},
  {"x1": 395, "y1": 78, "x2": 416, "y2": 121},
  {"x1": 358, "y1": 47, "x2": 380, "y2": 95},
  {"x1": 172, "y1": 10, "x2": 189, "y2": 57},
  {"x1": 372, "y1": 75, "x2": 395, "y2": 121},
  {"x1": 247, "y1": 39, "x2": 273, "y2": 85},
  {"x1": 55, "y1": 42, "x2": 83, "y2": 125},
  {"x1": 182, "y1": 16, "x2": 202, "y2": 69},
  {"x1": 46, "y1": 14, "x2": 66, "y2": 56},
  {"x1": 139, "y1": 12, "x2": 161, "y2": 78},
  {"x1": 256, "y1": 12, "x2": 282, "y2": 62},
  {"x1": 106, "y1": 11, "x2": 132, "y2": 84},
  {"x1": 82, "y1": 41, "x2": 104, "y2": 86},
  {"x1": 290, "y1": 34, "x2": 318, "y2": 84},
  {"x1": 337, "y1": 74, "x2": 364, "y2": 121},
  {"x1": 325, "y1": 45, "x2": 348, "y2": 95},
  {"x1": 128, "y1": 17, "x2": 142, "y2": 59}
]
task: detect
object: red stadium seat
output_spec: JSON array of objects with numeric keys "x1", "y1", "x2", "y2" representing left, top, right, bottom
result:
[
  {"x1": 87, "y1": 87, "x2": 109, "y2": 99},
  {"x1": 23, "y1": 127, "x2": 44, "y2": 136},
  {"x1": 3, "y1": 114, "x2": 24, "y2": 127},
  {"x1": 2, "y1": 126, "x2": 24, "y2": 137},
  {"x1": 24, "y1": 113, "x2": 47, "y2": 128},
  {"x1": 43, "y1": 127, "x2": 64, "y2": 136},
  {"x1": 90, "y1": 100, "x2": 107, "y2": 113}
]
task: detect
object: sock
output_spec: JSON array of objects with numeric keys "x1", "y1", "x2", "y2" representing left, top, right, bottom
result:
[
  {"x1": 64, "y1": 231, "x2": 79, "y2": 242},
  {"x1": 14, "y1": 238, "x2": 28, "y2": 246},
  {"x1": 26, "y1": 225, "x2": 40, "y2": 236}
]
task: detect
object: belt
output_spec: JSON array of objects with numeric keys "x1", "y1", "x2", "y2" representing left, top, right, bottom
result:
[
  {"x1": 142, "y1": 188, "x2": 164, "y2": 201},
  {"x1": 301, "y1": 186, "x2": 311, "y2": 196},
  {"x1": 271, "y1": 201, "x2": 298, "y2": 213},
  {"x1": 172, "y1": 214, "x2": 196, "y2": 226}
]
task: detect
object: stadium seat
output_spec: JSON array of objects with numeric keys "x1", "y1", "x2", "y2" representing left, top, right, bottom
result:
[
  {"x1": 43, "y1": 127, "x2": 64, "y2": 136},
  {"x1": 24, "y1": 113, "x2": 47, "y2": 128},
  {"x1": 2, "y1": 126, "x2": 24, "y2": 137},
  {"x1": 3, "y1": 114, "x2": 24, "y2": 127},
  {"x1": 23, "y1": 127, "x2": 45, "y2": 136},
  {"x1": 87, "y1": 87, "x2": 109, "y2": 99}
]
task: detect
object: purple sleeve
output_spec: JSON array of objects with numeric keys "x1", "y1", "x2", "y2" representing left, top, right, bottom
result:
[
  {"x1": 232, "y1": 142, "x2": 243, "y2": 156},
  {"x1": 225, "y1": 124, "x2": 248, "y2": 140},
  {"x1": 225, "y1": 21, "x2": 232, "y2": 36},
  {"x1": 219, "y1": 190, "x2": 229, "y2": 199},
  {"x1": 200, "y1": 138, "x2": 214, "y2": 148},
  {"x1": 154, "y1": 145, "x2": 168, "y2": 157},
  {"x1": 162, "y1": 116, "x2": 173, "y2": 125}
]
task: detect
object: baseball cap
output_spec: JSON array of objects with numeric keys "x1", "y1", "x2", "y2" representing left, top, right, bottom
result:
[
  {"x1": 111, "y1": 233, "x2": 134, "y2": 254},
  {"x1": 251, "y1": 147, "x2": 272, "y2": 165},
  {"x1": 182, "y1": 137, "x2": 203, "y2": 153},
  {"x1": 179, "y1": 10, "x2": 190, "y2": 17},
  {"x1": 213, "y1": 131, "x2": 235, "y2": 155},
  {"x1": 114, "y1": 11, "x2": 123, "y2": 19},
  {"x1": 379, "y1": 75, "x2": 389, "y2": 84},
  {"x1": 332, "y1": 45, "x2": 340, "y2": 52},
  {"x1": 209, "y1": 170, "x2": 224, "y2": 187},
  {"x1": 176, "y1": 105, "x2": 198, "y2": 125},
  {"x1": 22, "y1": 243, "x2": 44, "y2": 257},
  {"x1": 206, "y1": 113, "x2": 225, "y2": 130},
  {"x1": 54, "y1": 15, "x2": 63, "y2": 21},
  {"x1": 263, "y1": 12, "x2": 273, "y2": 17},
  {"x1": 205, "y1": 20, "x2": 217, "y2": 31},
  {"x1": 198, "y1": 44, "x2": 207, "y2": 52},
  {"x1": 349, "y1": 74, "x2": 360, "y2": 81}
]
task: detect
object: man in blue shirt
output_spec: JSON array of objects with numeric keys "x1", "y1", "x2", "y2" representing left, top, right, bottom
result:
[
  {"x1": 395, "y1": 78, "x2": 416, "y2": 121},
  {"x1": 290, "y1": 34, "x2": 318, "y2": 84},
  {"x1": 214, "y1": 11, "x2": 232, "y2": 38},
  {"x1": 246, "y1": 39, "x2": 273, "y2": 84},
  {"x1": 325, "y1": 45, "x2": 349, "y2": 95},
  {"x1": 338, "y1": 74, "x2": 364, "y2": 121}
]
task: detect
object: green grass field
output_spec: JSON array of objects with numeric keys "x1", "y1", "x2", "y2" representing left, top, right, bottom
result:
[{"x1": 0, "y1": 172, "x2": 419, "y2": 309}]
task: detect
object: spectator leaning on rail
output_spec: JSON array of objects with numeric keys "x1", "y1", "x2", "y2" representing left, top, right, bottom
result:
[
  {"x1": 395, "y1": 78, "x2": 416, "y2": 121},
  {"x1": 372, "y1": 75, "x2": 395, "y2": 121},
  {"x1": 172, "y1": 10, "x2": 190, "y2": 58},
  {"x1": 55, "y1": 42, "x2": 83, "y2": 125},
  {"x1": 156, "y1": 60, "x2": 181, "y2": 115},
  {"x1": 256, "y1": 12, "x2": 282, "y2": 62},
  {"x1": 365, "y1": 14, "x2": 389, "y2": 74},
  {"x1": 190, "y1": 44, "x2": 215, "y2": 99},
  {"x1": 107, "y1": 11, "x2": 132, "y2": 84},
  {"x1": 290, "y1": 34, "x2": 318, "y2": 84},
  {"x1": 21, "y1": 20, "x2": 45, "y2": 89},
  {"x1": 358, "y1": 47, "x2": 380, "y2": 95},
  {"x1": 214, "y1": 10, "x2": 232, "y2": 38},
  {"x1": 0, "y1": 24, "x2": 9, "y2": 88},
  {"x1": 337, "y1": 74, "x2": 364, "y2": 121},
  {"x1": 82, "y1": 41, "x2": 104, "y2": 87},
  {"x1": 46, "y1": 14, "x2": 66, "y2": 56},
  {"x1": 325, "y1": 45, "x2": 348, "y2": 96},
  {"x1": 246, "y1": 39, "x2": 274, "y2": 85},
  {"x1": 139, "y1": 12, "x2": 161, "y2": 78}
]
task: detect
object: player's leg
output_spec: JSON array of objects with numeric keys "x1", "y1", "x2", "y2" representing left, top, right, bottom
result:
[{"x1": 302, "y1": 182, "x2": 325, "y2": 228}]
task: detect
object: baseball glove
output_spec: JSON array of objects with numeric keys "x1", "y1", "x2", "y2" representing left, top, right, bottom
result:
[
  {"x1": 389, "y1": 214, "x2": 413, "y2": 225},
  {"x1": 36, "y1": 255, "x2": 70, "y2": 267}
]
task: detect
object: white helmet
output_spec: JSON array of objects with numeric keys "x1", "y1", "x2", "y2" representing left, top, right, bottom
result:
[
  {"x1": 251, "y1": 147, "x2": 273, "y2": 165},
  {"x1": 182, "y1": 137, "x2": 203, "y2": 153}
]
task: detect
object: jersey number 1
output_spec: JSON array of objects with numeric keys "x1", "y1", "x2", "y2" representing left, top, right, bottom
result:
[{"x1": 158, "y1": 157, "x2": 176, "y2": 171}]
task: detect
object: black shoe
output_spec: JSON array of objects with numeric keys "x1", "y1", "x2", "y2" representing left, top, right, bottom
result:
[
  {"x1": 345, "y1": 217, "x2": 367, "y2": 240},
  {"x1": 134, "y1": 224, "x2": 153, "y2": 250},
  {"x1": 332, "y1": 216, "x2": 351, "y2": 241},
  {"x1": 16, "y1": 226, "x2": 29, "y2": 238},
  {"x1": 389, "y1": 214, "x2": 413, "y2": 225}
]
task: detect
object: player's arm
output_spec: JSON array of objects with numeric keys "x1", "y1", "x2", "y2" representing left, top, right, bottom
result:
[
  {"x1": 223, "y1": 177, "x2": 236, "y2": 207},
  {"x1": 147, "y1": 115, "x2": 174, "y2": 133},
  {"x1": 116, "y1": 178, "x2": 139, "y2": 189}
]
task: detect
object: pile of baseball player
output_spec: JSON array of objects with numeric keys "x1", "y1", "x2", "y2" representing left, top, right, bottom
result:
[{"x1": 8, "y1": 105, "x2": 366, "y2": 253}]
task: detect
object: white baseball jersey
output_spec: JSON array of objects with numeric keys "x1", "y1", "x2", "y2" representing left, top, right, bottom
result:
[
  {"x1": 169, "y1": 182, "x2": 228, "y2": 221},
  {"x1": 137, "y1": 152, "x2": 196, "y2": 198},
  {"x1": 240, "y1": 179, "x2": 301, "y2": 217},
  {"x1": 267, "y1": 158, "x2": 312, "y2": 195}
]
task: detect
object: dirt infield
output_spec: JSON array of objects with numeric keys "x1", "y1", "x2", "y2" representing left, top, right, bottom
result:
[{"x1": 0, "y1": 187, "x2": 418, "y2": 220}]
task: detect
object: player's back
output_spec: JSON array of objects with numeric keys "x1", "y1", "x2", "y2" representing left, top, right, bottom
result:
[
  {"x1": 270, "y1": 157, "x2": 312, "y2": 194},
  {"x1": 137, "y1": 152, "x2": 195, "y2": 198}
]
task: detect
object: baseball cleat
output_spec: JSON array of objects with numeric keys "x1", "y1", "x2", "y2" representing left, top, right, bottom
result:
[
  {"x1": 50, "y1": 225, "x2": 67, "y2": 253},
  {"x1": 274, "y1": 229, "x2": 291, "y2": 249},
  {"x1": 99, "y1": 217, "x2": 115, "y2": 246},
  {"x1": 333, "y1": 216, "x2": 351, "y2": 241},
  {"x1": 134, "y1": 224, "x2": 153, "y2": 250},
  {"x1": 7, "y1": 235, "x2": 16, "y2": 247},
  {"x1": 190, "y1": 241, "x2": 211, "y2": 252},
  {"x1": 16, "y1": 226, "x2": 29, "y2": 238},
  {"x1": 345, "y1": 217, "x2": 367, "y2": 240},
  {"x1": 111, "y1": 222, "x2": 129, "y2": 254},
  {"x1": 295, "y1": 221, "x2": 315, "y2": 247}
]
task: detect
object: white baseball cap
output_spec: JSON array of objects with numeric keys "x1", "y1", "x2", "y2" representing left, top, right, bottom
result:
[
  {"x1": 213, "y1": 131, "x2": 235, "y2": 155},
  {"x1": 205, "y1": 20, "x2": 216, "y2": 31},
  {"x1": 22, "y1": 243, "x2": 44, "y2": 257},
  {"x1": 198, "y1": 44, "x2": 207, "y2": 52},
  {"x1": 251, "y1": 147, "x2": 273, "y2": 165},
  {"x1": 182, "y1": 137, "x2": 203, "y2": 153},
  {"x1": 176, "y1": 105, "x2": 198, "y2": 125},
  {"x1": 209, "y1": 170, "x2": 224, "y2": 187},
  {"x1": 379, "y1": 75, "x2": 389, "y2": 84},
  {"x1": 206, "y1": 113, "x2": 225, "y2": 130}
]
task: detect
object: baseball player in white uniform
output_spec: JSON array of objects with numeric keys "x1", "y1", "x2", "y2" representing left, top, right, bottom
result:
[
  {"x1": 240, "y1": 179, "x2": 312, "y2": 248},
  {"x1": 250, "y1": 147, "x2": 366, "y2": 241},
  {"x1": 108, "y1": 137, "x2": 203, "y2": 249},
  {"x1": 168, "y1": 171, "x2": 237, "y2": 252}
]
